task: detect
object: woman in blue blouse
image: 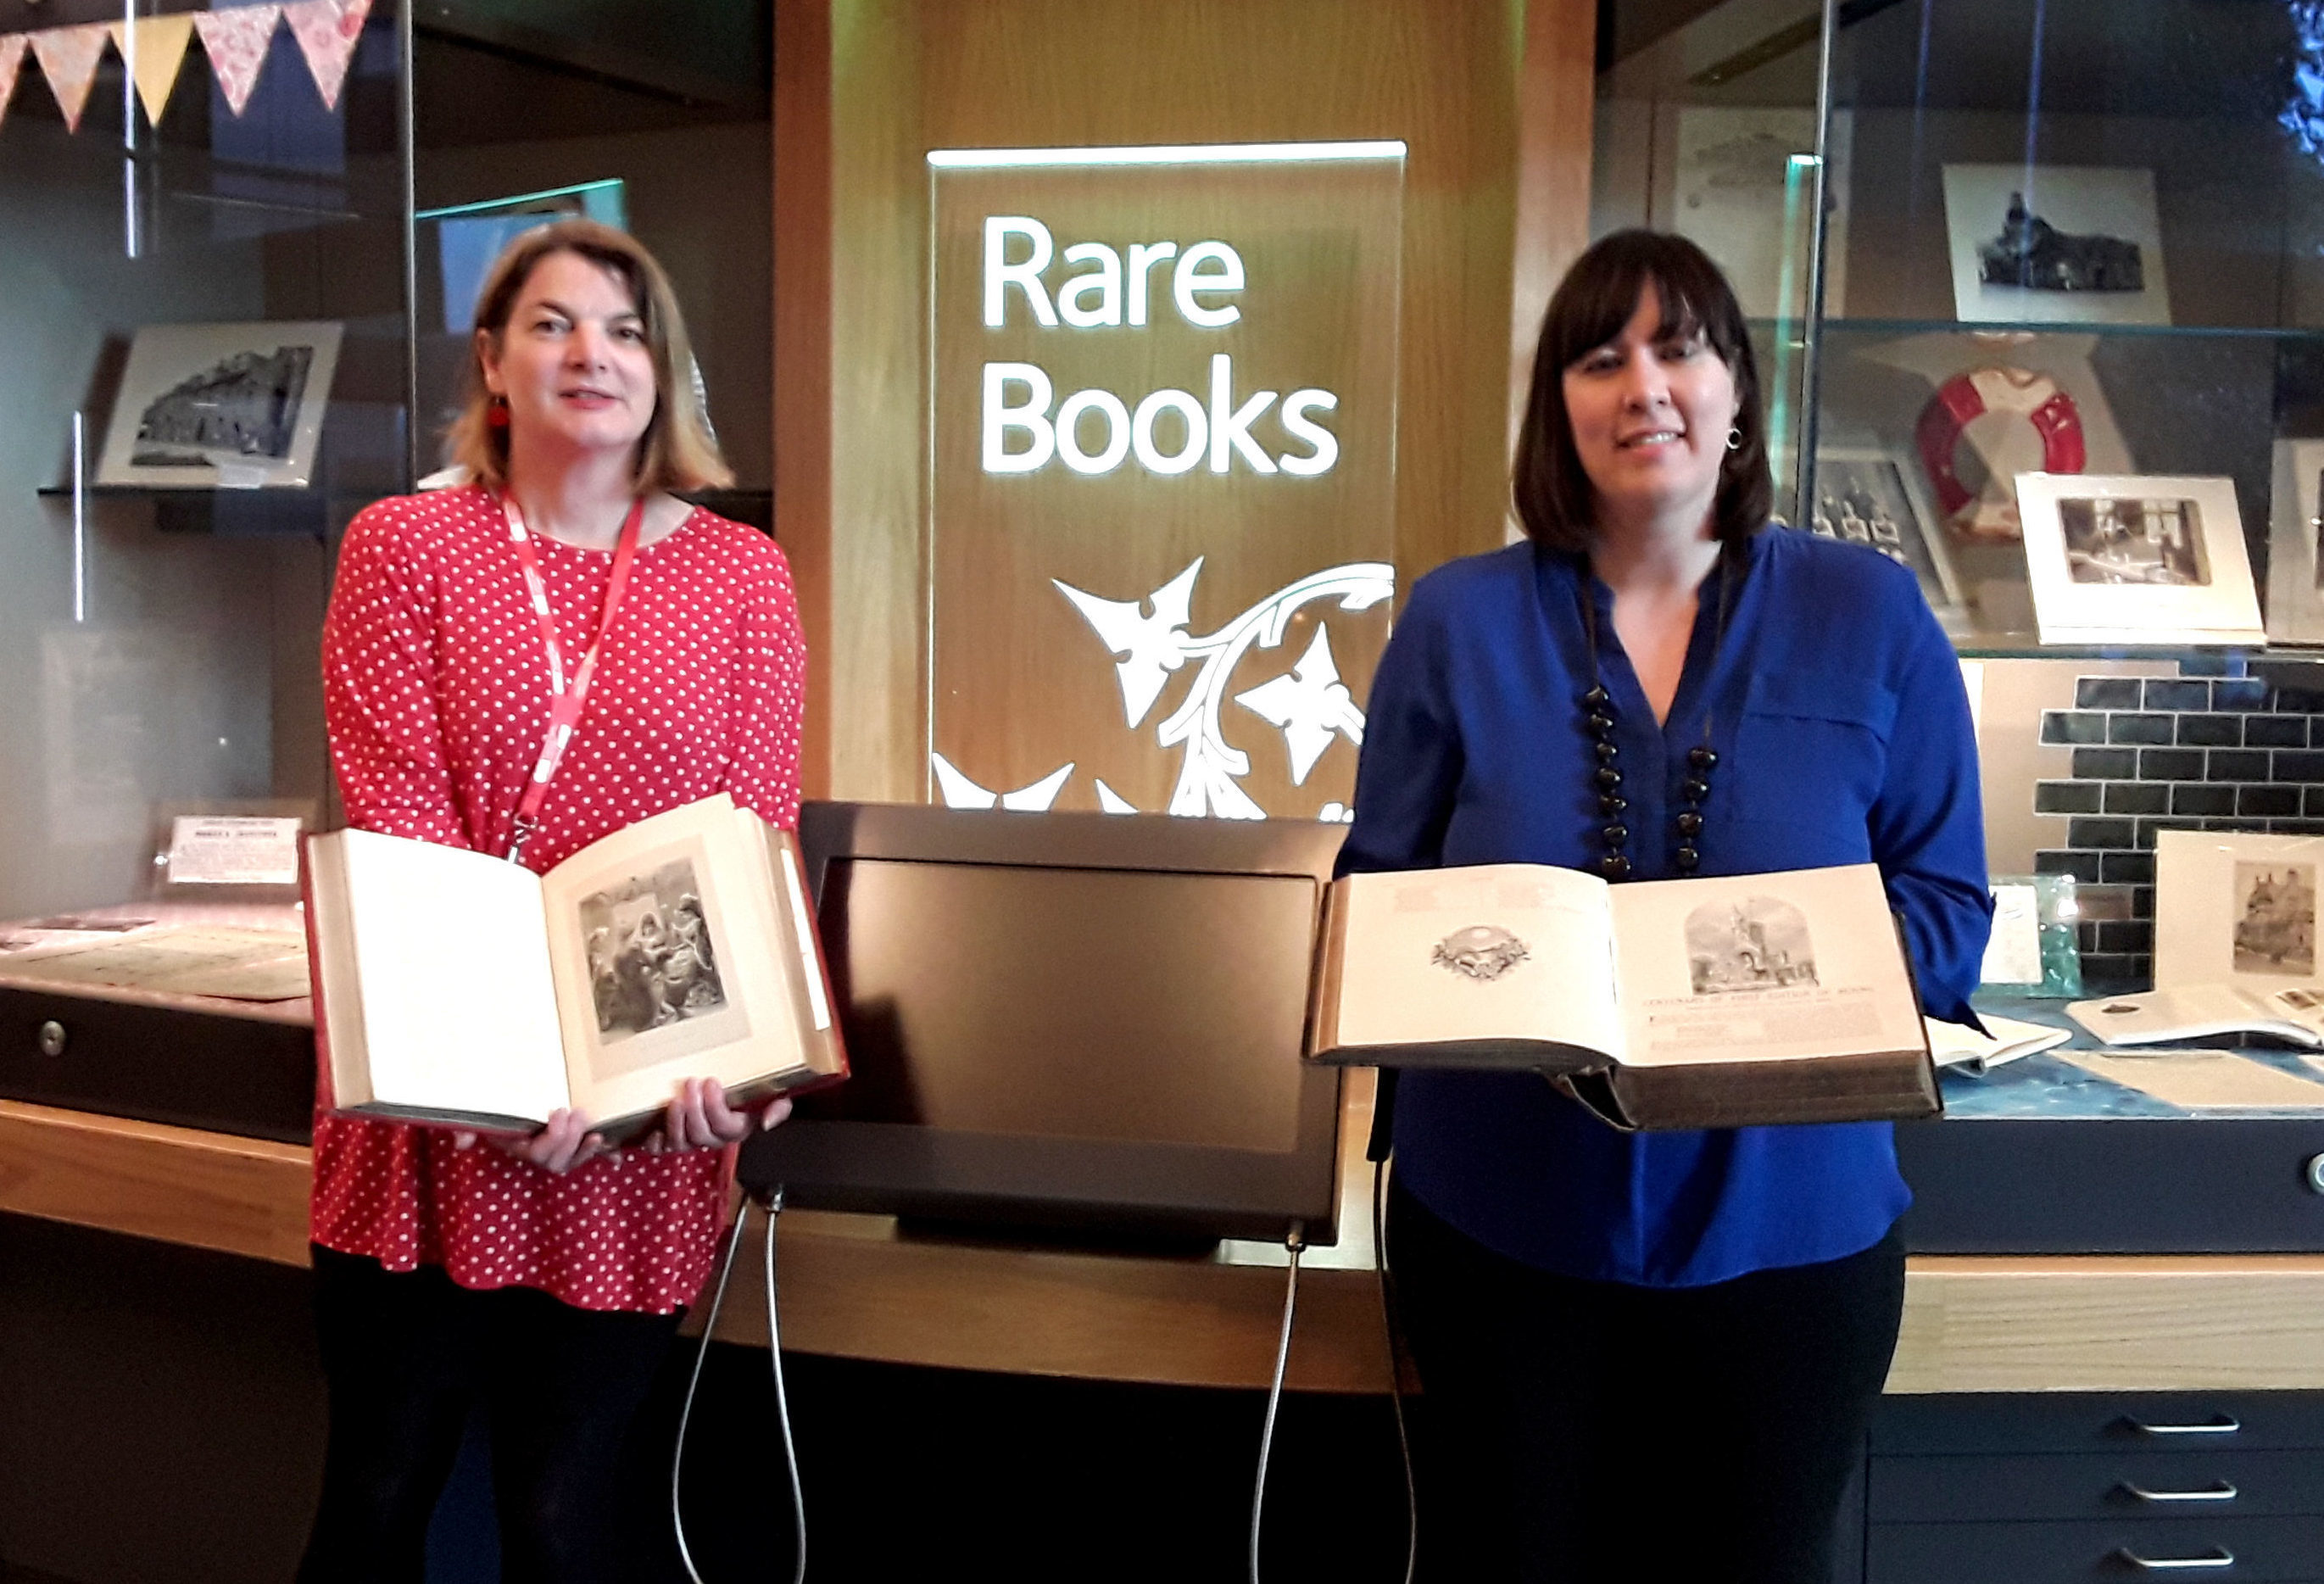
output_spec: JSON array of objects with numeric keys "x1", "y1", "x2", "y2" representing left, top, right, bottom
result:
[{"x1": 1342, "y1": 231, "x2": 1989, "y2": 1581}]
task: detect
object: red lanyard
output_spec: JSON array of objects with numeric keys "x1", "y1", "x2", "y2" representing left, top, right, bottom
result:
[{"x1": 502, "y1": 493, "x2": 645, "y2": 863}]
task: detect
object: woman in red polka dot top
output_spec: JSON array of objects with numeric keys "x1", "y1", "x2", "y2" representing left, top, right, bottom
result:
[{"x1": 298, "y1": 219, "x2": 805, "y2": 1582}]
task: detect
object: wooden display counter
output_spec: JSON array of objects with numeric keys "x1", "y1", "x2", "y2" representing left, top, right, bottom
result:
[{"x1": 6, "y1": 1089, "x2": 2324, "y2": 1397}]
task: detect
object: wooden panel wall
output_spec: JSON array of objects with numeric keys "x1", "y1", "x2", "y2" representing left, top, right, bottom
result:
[{"x1": 777, "y1": 0, "x2": 1600, "y2": 799}]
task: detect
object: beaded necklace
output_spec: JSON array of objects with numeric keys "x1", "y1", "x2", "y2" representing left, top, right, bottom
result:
[{"x1": 1576, "y1": 544, "x2": 1736, "y2": 882}]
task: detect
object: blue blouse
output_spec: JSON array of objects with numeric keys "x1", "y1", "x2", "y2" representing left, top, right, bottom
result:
[{"x1": 1340, "y1": 527, "x2": 1990, "y2": 1287}]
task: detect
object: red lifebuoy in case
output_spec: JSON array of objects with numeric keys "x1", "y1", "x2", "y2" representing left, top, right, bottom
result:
[{"x1": 1915, "y1": 367, "x2": 2087, "y2": 538}]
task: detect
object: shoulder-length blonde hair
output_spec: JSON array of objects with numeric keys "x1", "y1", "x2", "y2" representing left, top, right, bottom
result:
[{"x1": 445, "y1": 218, "x2": 733, "y2": 493}]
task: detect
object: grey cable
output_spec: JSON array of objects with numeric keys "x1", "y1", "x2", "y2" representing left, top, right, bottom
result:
[
  {"x1": 1373, "y1": 1159, "x2": 1418, "y2": 1584},
  {"x1": 1248, "y1": 1223, "x2": 1306, "y2": 1584},
  {"x1": 672, "y1": 1188, "x2": 806, "y2": 1584}
]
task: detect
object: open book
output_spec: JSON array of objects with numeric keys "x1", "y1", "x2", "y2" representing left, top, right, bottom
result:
[
  {"x1": 1926, "y1": 1012, "x2": 2072, "y2": 1074},
  {"x1": 1308, "y1": 862, "x2": 1936, "y2": 1129},
  {"x1": 2068, "y1": 981, "x2": 2324, "y2": 1050},
  {"x1": 305, "y1": 794, "x2": 847, "y2": 1135}
]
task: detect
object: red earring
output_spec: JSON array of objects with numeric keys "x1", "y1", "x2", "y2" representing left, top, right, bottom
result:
[{"x1": 488, "y1": 395, "x2": 510, "y2": 429}]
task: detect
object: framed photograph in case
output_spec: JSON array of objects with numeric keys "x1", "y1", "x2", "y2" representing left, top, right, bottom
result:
[
  {"x1": 1809, "y1": 447, "x2": 1963, "y2": 620},
  {"x1": 1940, "y1": 165, "x2": 2171, "y2": 326},
  {"x1": 2012, "y1": 472, "x2": 2264, "y2": 645},
  {"x1": 2154, "y1": 830, "x2": 2324, "y2": 991},
  {"x1": 2265, "y1": 438, "x2": 2324, "y2": 646},
  {"x1": 96, "y1": 321, "x2": 344, "y2": 489}
]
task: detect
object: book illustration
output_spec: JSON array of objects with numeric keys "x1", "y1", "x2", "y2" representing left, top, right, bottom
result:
[
  {"x1": 2057, "y1": 496, "x2": 2210, "y2": 587},
  {"x1": 580, "y1": 859, "x2": 727, "y2": 1041},
  {"x1": 2234, "y1": 862, "x2": 2316, "y2": 977},
  {"x1": 1686, "y1": 897, "x2": 1817, "y2": 996},
  {"x1": 131, "y1": 345, "x2": 315, "y2": 467},
  {"x1": 1431, "y1": 925, "x2": 1529, "y2": 982},
  {"x1": 1977, "y1": 192, "x2": 2144, "y2": 293}
]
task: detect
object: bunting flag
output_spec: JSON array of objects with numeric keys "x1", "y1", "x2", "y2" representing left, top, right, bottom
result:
[
  {"x1": 192, "y1": 3, "x2": 281, "y2": 117},
  {"x1": 0, "y1": 35, "x2": 25, "y2": 133},
  {"x1": 283, "y1": 0, "x2": 370, "y2": 112},
  {"x1": 30, "y1": 24, "x2": 109, "y2": 134},
  {"x1": 106, "y1": 14, "x2": 197, "y2": 127}
]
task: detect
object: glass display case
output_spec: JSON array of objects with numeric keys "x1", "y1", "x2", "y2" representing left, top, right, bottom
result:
[
  {"x1": 0, "y1": 0, "x2": 769, "y2": 945},
  {"x1": 1596, "y1": 0, "x2": 2324, "y2": 989}
]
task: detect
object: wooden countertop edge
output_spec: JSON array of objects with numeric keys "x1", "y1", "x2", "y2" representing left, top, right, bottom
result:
[{"x1": 5, "y1": 1102, "x2": 2322, "y2": 1392}]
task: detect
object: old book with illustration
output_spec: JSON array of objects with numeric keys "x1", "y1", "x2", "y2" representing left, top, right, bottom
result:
[
  {"x1": 305, "y1": 794, "x2": 847, "y2": 1134},
  {"x1": 1307, "y1": 862, "x2": 1935, "y2": 1129}
]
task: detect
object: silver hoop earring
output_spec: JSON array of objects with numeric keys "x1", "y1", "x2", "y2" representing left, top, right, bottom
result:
[{"x1": 1725, "y1": 427, "x2": 1743, "y2": 451}]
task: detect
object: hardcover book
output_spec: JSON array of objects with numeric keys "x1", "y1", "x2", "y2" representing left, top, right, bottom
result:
[
  {"x1": 305, "y1": 794, "x2": 847, "y2": 1135},
  {"x1": 1307, "y1": 861, "x2": 1937, "y2": 1129}
]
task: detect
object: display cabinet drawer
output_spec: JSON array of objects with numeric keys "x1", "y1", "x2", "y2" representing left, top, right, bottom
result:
[
  {"x1": 1871, "y1": 1394, "x2": 2324, "y2": 1457},
  {"x1": 1896, "y1": 1117, "x2": 2324, "y2": 1254},
  {"x1": 1867, "y1": 1516, "x2": 2324, "y2": 1583},
  {"x1": 0, "y1": 987, "x2": 313, "y2": 1143},
  {"x1": 1870, "y1": 1450, "x2": 2324, "y2": 1523}
]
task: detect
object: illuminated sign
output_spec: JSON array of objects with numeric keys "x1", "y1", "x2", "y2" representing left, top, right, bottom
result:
[{"x1": 928, "y1": 141, "x2": 1405, "y2": 818}]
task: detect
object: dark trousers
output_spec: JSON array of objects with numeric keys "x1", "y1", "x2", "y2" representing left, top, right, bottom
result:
[
  {"x1": 1387, "y1": 1184, "x2": 1906, "y2": 1584},
  {"x1": 298, "y1": 1247, "x2": 683, "y2": 1584}
]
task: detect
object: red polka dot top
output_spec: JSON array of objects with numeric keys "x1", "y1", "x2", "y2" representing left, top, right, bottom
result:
[{"x1": 314, "y1": 485, "x2": 806, "y2": 1313}]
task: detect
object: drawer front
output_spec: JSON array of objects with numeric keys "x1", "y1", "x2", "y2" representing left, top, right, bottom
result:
[
  {"x1": 1869, "y1": 1517, "x2": 2324, "y2": 1583},
  {"x1": 1896, "y1": 1116, "x2": 2324, "y2": 1254},
  {"x1": 0, "y1": 987, "x2": 314, "y2": 1143},
  {"x1": 1873, "y1": 1394, "x2": 2324, "y2": 1457},
  {"x1": 1870, "y1": 1450, "x2": 2324, "y2": 1524}
]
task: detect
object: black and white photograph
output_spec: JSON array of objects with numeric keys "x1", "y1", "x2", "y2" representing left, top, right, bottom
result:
[
  {"x1": 2013, "y1": 473, "x2": 2263, "y2": 645},
  {"x1": 1941, "y1": 165, "x2": 2171, "y2": 326},
  {"x1": 95, "y1": 321, "x2": 343, "y2": 488},
  {"x1": 2263, "y1": 441, "x2": 2324, "y2": 644},
  {"x1": 2056, "y1": 495, "x2": 2210, "y2": 586},
  {"x1": 2233, "y1": 862, "x2": 2315, "y2": 978},
  {"x1": 1809, "y1": 448, "x2": 1959, "y2": 613},
  {"x1": 577, "y1": 858, "x2": 727, "y2": 1046},
  {"x1": 1667, "y1": 106, "x2": 1851, "y2": 321},
  {"x1": 1686, "y1": 896, "x2": 1818, "y2": 996}
]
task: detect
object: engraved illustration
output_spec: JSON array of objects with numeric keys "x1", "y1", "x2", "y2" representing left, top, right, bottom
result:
[
  {"x1": 1431, "y1": 925, "x2": 1530, "y2": 983},
  {"x1": 1687, "y1": 897, "x2": 1818, "y2": 995},
  {"x1": 2234, "y1": 862, "x2": 2316, "y2": 977},
  {"x1": 578, "y1": 858, "x2": 726, "y2": 1043}
]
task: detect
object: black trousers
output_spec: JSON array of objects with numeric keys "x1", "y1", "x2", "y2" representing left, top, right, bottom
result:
[
  {"x1": 298, "y1": 1247, "x2": 683, "y2": 1584},
  {"x1": 1387, "y1": 1184, "x2": 1906, "y2": 1584}
]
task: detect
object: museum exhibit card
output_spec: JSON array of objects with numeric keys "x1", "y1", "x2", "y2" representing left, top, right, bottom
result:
[
  {"x1": 2054, "y1": 1048, "x2": 2324, "y2": 1112},
  {"x1": 2153, "y1": 830, "x2": 2324, "y2": 991},
  {"x1": 2013, "y1": 473, "x2": 2264, "y2": 646},
  {"x1": 1307, "y1": 862, "x2": 1936, "y2": 1129},
  {"x1": 305, "y1": 794, "x2": 847, "y2": 1134}
]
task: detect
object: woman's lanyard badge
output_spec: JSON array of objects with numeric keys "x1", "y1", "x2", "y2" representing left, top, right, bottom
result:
[{"x1": 501, "y1": 494, "x2": 645, "y2": 865}]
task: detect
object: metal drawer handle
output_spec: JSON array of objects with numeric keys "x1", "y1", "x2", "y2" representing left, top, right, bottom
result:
[
  {"x1": 2116, "y1": 1548, "x2": 2234, "y2": 1572},
  {"x1": 2121, "y1": 1480, "x2": 2238, "y2": 1503},
  {"x1": 2126, "y1": 1414, "x2": 2241, "y2": 1436},
  {"x1": 36, "y1": 1021, "x2": 66, "y2": 1058}
]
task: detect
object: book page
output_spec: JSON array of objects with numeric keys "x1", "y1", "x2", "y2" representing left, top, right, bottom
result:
[
  {"x1": 2068, "y1": 982, "x2": 2321, "y2": 1045},
  {"x1": 1605, "y1": 864, "x2": 1924, "y2": 1068},
  {"x1": 1324, "y1": 863, "x2": 1621, "y2": 1056},
  {"x1": 335, "y1": 831, "x2": 569, "y2": 1123},
  {"x1": 0, "y1": 924, "x2": 307, "y2": 1001},
  {"x1": 2055, "y1": 1048, "x2": 2324, "y2": 1111},
  {"x1": 2154, "y1": 831, "x2": 2324, "y2": 991},
  {"x1": 540, "y1": 795, "x2": 811, "y2": 1124}
]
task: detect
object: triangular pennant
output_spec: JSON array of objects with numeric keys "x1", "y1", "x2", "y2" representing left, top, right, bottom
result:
[
  {"x1": 106, "y1": 14, "x2": 196, "y2": 127},
  {"x1": 282, "y1": 0, "x2": 370, "y2": 112},
  {"x1": 192, "y1": 4, "x2": 282, "y2": 117},
  {"x1": 0, "y1": 36, "x2": 26, "y2": 133},
  {"x1": 29, "y1": 23, "x2": 109, "y2": 134}
]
